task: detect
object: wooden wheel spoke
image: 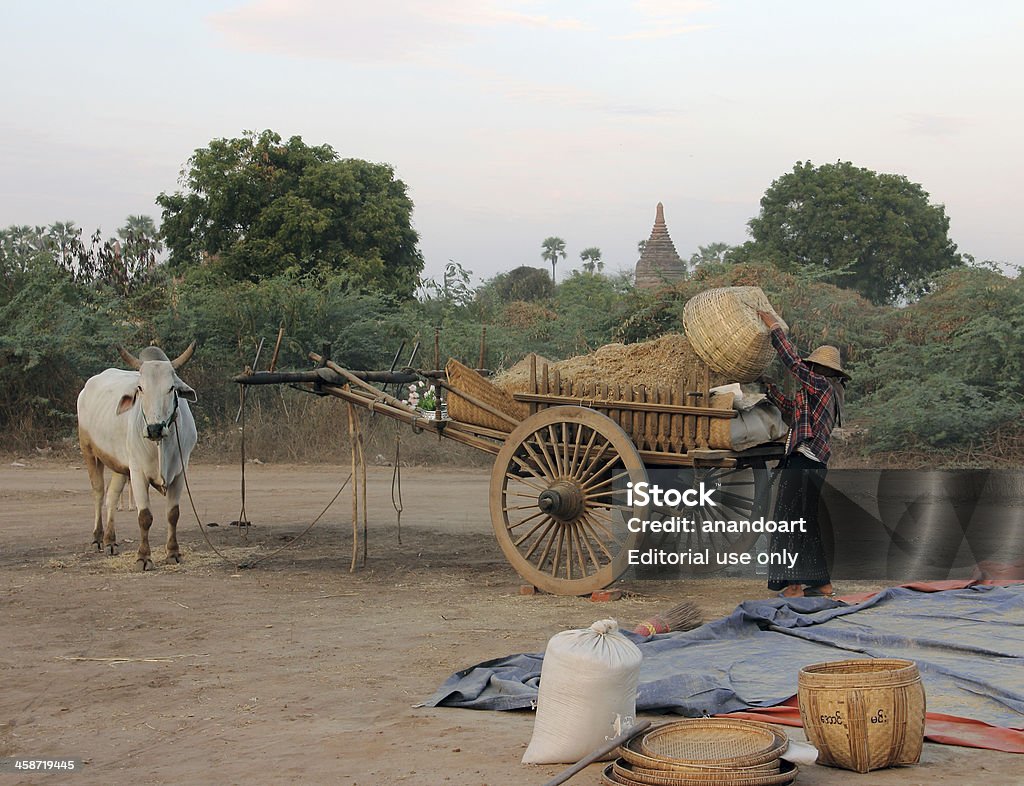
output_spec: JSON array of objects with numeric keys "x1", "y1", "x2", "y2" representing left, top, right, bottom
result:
[
  {"x1": 572, "y1": 436, "x2": 610, "y2": 481},
  {"x1": 572, "y1": 427, "x2": 599, "y2": 478},
  {"x1": 587, "y1": 501, "x2": 634, "y2": 514},
  {"x1": 716, "y1": 490, "x2": 756, "y2": 511},
  {"x1": 547, "y1": 424, "x2": 564, "y2": 477},
  {"x1": 505, "y1": 472, "x2": 547, "y2": 493},
  {"x1": 512, "y1": 513, "x2": 553, "y2": 544},
  {"x1": 503, "y1": 502, "x2": 541, "y2": 511},
  {"x1": 573, "y1": 519, "x2": 602, "y2": 569},
  {"x1": 582, "y1": 511, "x2": 616, "y2": 542},
  {"x1": 579, "y1": 516, "x2": 614, "y2": 562},
  {"x1": 583, "y1": 487, "x2": 625, "y2": 500},
  {"x1": 567, "y1": 422, "x2": 585, "y2": 477},
  {"x1": 510, "y1": 453, "x2": 548, "y2": 484},
  {"x1": 564, "y1": 524, "x2": 576, "y2": 579},
  {"x1": 565, "y1": 423, "x2": 573, "y2": 478},
  {"x1": 524, "y1": 518, "x2": 558, "y2": 559},
  {"x1": 505, "y1": 490, "x2": 545, "y2": 502},
  {"x1": 551, "y1": 524, "x2": 565, "y2": 577},
  {"x1": 580, "y1": 453, "x2": 622, "y2": 491},
  {"x1": 507, "y1": 510, "x2": 546, "y2": 530},
  {"x1": 527, "y1": 432, "x2": 560, "y2": 481},
  {"x1": 571, "y1": 523, "x2": 589, "y2": 576},
  {"x1": 582, "y1": 468, "x2": 632, "y2": 494}
]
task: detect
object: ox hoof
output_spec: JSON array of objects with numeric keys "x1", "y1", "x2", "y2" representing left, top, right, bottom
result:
[
  {"x1": 106, "y1": 543, "x2": 119, "y2": 556},
  {"x1": 165, "y1": 553, "x2": 182, "y2": 565},
  {"x1": 93, "y1": 540, "x2": 103, "y2": 552},
  {"x1": 135, "y1": 557, "x2": 155, "y2": 572}
]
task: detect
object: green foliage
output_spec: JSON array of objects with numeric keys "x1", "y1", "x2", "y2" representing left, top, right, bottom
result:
[
  {"x1": 855, "y1": 268, "x2": 1024, "y2": 450},
  {"x1": 1, "y1": 212, "x2": 1020, "y2": 465},
  {"x1": 745, "y1": 160, "x2": 963, "y2": 305},
  {"x1": 157, "y1": 130, "x2": 423, "y2": 296},
  {"x1": 0, "y1": 255, "x2": 123, "y2": 442},
  {"x1": 477, "y1": 265, "x2": 552, "y2": 305}
]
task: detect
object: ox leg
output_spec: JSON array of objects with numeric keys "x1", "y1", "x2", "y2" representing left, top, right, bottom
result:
[
  {"x1": 132, "y1": 476, "x2": 155, "y2": 572},
  {"x1": 164, "y1": 475, "x2": 184, "y2": 564},
  {"x1": 81, "y1": 440, "x2": 106, "y2": 550},
  {"x1": 101, "y1": 472, "x2": 128, "y2": 555}
]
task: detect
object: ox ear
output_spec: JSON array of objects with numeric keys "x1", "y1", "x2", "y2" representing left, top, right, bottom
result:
[
  {"x1": 116, "y1": 392, "x2": 136, "y2": 415},
  {"x1": 176, "y1": 382, "x2": 198, "y2": 403}
]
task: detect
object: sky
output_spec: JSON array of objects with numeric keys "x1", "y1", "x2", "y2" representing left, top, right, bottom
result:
[{"x1": 2, "y1": 1, "x2": 1022, "y2": 285}]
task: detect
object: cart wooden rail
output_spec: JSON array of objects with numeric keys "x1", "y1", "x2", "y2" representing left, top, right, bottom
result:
[{"x1": 234, "y1": 352, "x2": 785, "y2": 595}]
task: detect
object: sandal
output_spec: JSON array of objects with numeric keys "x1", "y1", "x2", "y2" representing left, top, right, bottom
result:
[
  {"x1": 803, "y1": 586, "x2": 836, "y2": 597},
  {"x1": 775, "y1": 589, "x2": 804, "y2": 599}
]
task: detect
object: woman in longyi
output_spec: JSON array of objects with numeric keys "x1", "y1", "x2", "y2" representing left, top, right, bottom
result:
[{"x1": 757, "y1": 309, "x2": 849, "y2": 598}]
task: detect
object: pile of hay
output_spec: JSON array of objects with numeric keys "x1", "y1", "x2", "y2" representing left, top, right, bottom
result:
[{"x1": 493, "y1": 334, "x2": 730, "y2": 395}]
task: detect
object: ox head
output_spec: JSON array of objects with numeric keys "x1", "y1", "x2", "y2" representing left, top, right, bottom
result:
[{"x1": 116, "y1": 342, "x2": 198, "y2": 441}]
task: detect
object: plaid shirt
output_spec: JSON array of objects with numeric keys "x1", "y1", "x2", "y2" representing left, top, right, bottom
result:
[{"x1": 763, "y1": 327, "x2": 837, "y2": 465}]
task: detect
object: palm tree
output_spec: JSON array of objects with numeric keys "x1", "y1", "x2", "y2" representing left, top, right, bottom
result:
[
  {"x1": 48, "y1": 221, "x2": 80, "y2": 269},
  {"x1": 579, "y1": 246, "x2": 602, "y2": 274},
  {"x1": 117, "y1": 214, "x2": 163, "y2": 276},
  {"x1": 119, "y1": 214, "x2": 158, "y2": 238},
  {"x1": 637, "y1": 239, "x2": 647, "y2": 256},
  {"x1": 688, "y1": 242, "x2": 733, "y2": 271},
  {"x1": 541, "y1": 236, "x2": 566, "y2": 283}
]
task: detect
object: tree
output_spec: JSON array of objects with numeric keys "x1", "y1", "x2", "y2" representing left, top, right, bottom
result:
[
  {"x1": 117, "y1": 215, "x2": 163, "y2": 280},
  {"x1": 579, "y1": 246, "x2": 603, "y2": 273},
  {"x1": 746, "y1": 161, "x2": 963, "y2": 304},
  {"x1": 541, "y1": 236, "x2": 566, "y2": 283},
  {"x1": 482, "y1": 265, "x2": 552, "y2": 303},
  {"x1": 157, "y1": 129, "x2": 423, "y2": 296},
  {"x1": 689, "y1": 242, "x2": 732, "y2": 270},
  {"x1": 637, "y1": 239, "x2": 647, "y2": 255}
]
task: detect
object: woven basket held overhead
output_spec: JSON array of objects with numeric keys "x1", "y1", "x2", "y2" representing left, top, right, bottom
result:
[{"x1": 682, "y1": 287, "x2": 787, "y2": 383}]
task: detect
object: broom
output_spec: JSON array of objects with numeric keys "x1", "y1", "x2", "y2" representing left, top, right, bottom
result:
[{"x1": 632, "y1": 600, "x2": 702, "y2": 636}]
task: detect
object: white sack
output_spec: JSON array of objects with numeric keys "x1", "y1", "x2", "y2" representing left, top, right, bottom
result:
[{"x1": 522, "y1": 619, "x2": 643, "y2": 765}]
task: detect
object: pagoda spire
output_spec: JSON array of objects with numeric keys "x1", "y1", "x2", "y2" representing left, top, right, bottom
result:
[{"x1": 635, "y1": 202, "x2": 685, "y2": 289}]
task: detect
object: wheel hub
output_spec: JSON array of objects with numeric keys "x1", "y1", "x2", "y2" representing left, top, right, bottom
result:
[{"x1": 537, "y1": 481, "x2": 584, "y2": 523}]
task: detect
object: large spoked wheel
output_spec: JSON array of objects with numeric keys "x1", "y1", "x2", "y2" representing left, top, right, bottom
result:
[
  {"x1": 489, "y1": 406, "x2": 649, "y2": 595},
  {"x1": 643, "y1": 460, "x2": 774, "y2": 575}
]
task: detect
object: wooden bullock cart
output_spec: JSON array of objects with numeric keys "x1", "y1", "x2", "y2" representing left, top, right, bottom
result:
[{"x1": 235, "y1": 350, "x2": 785, "y2": 596}]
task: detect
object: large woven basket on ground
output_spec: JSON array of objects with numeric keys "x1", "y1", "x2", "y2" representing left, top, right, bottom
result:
[
  {"x1": 798, "y1": 658, "x2": 925, "y2": 773},
  {"x1": 445, "y1": 358, "x2": 529, "y2": 432},
  {"x1": 682, "y1": 287, "x2": 787, "y2": 383}
]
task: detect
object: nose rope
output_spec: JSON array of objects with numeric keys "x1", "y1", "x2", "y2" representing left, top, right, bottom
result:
[{"x1": 145, "y1": 393, "x2": 179, "y2": 440}]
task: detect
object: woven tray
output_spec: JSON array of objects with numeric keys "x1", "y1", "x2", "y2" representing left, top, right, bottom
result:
[
  {"x1": 603, "y1": 759, "x2": 798, "y2": 786},
  {"x1": 619, "y1": 737, "x2": 779, "y2": 774},
  {"x1": 637, "y1": 719, "x2": 788, "y2": 768},
  {"x1": 445, "y1": 358, "x2": 528, "y2": 432},
  {"x1": 682, "y1": 287, "x2": 787, "y2": 383}
]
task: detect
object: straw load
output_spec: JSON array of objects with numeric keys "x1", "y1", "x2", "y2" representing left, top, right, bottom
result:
[{"x1": 492, "y1": 334, "x2": 730, "y2": 397}]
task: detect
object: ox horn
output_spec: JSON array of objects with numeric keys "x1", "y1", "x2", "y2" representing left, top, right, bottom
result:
[
  {"x1": 116, "y1": 345, "x2": 142, "y2": 370},
  {"x1": 172, "y1": 341, "x2": 197, "y2": 370}
]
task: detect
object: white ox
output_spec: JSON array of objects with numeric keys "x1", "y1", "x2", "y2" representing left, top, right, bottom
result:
[{"x1": 76, "y1": 343, "x2": 198, "y2": 571}]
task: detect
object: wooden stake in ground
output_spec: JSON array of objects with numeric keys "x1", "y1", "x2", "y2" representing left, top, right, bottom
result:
[
  {"x1": 356, "y1": 405, "x2": 368, "y2": 565},
  {"x1": 347, "y1": 399, "x2": 359, "y2": 572}
]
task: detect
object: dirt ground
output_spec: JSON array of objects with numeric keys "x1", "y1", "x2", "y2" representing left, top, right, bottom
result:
[{"x1": 0, "y1": 460, "x2": 1020, "y2": 786}]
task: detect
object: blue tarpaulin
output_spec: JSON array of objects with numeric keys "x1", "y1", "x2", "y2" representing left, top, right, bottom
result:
[{"x1": 422, "y1": 584, "x2": 1024, "y2": 731}]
